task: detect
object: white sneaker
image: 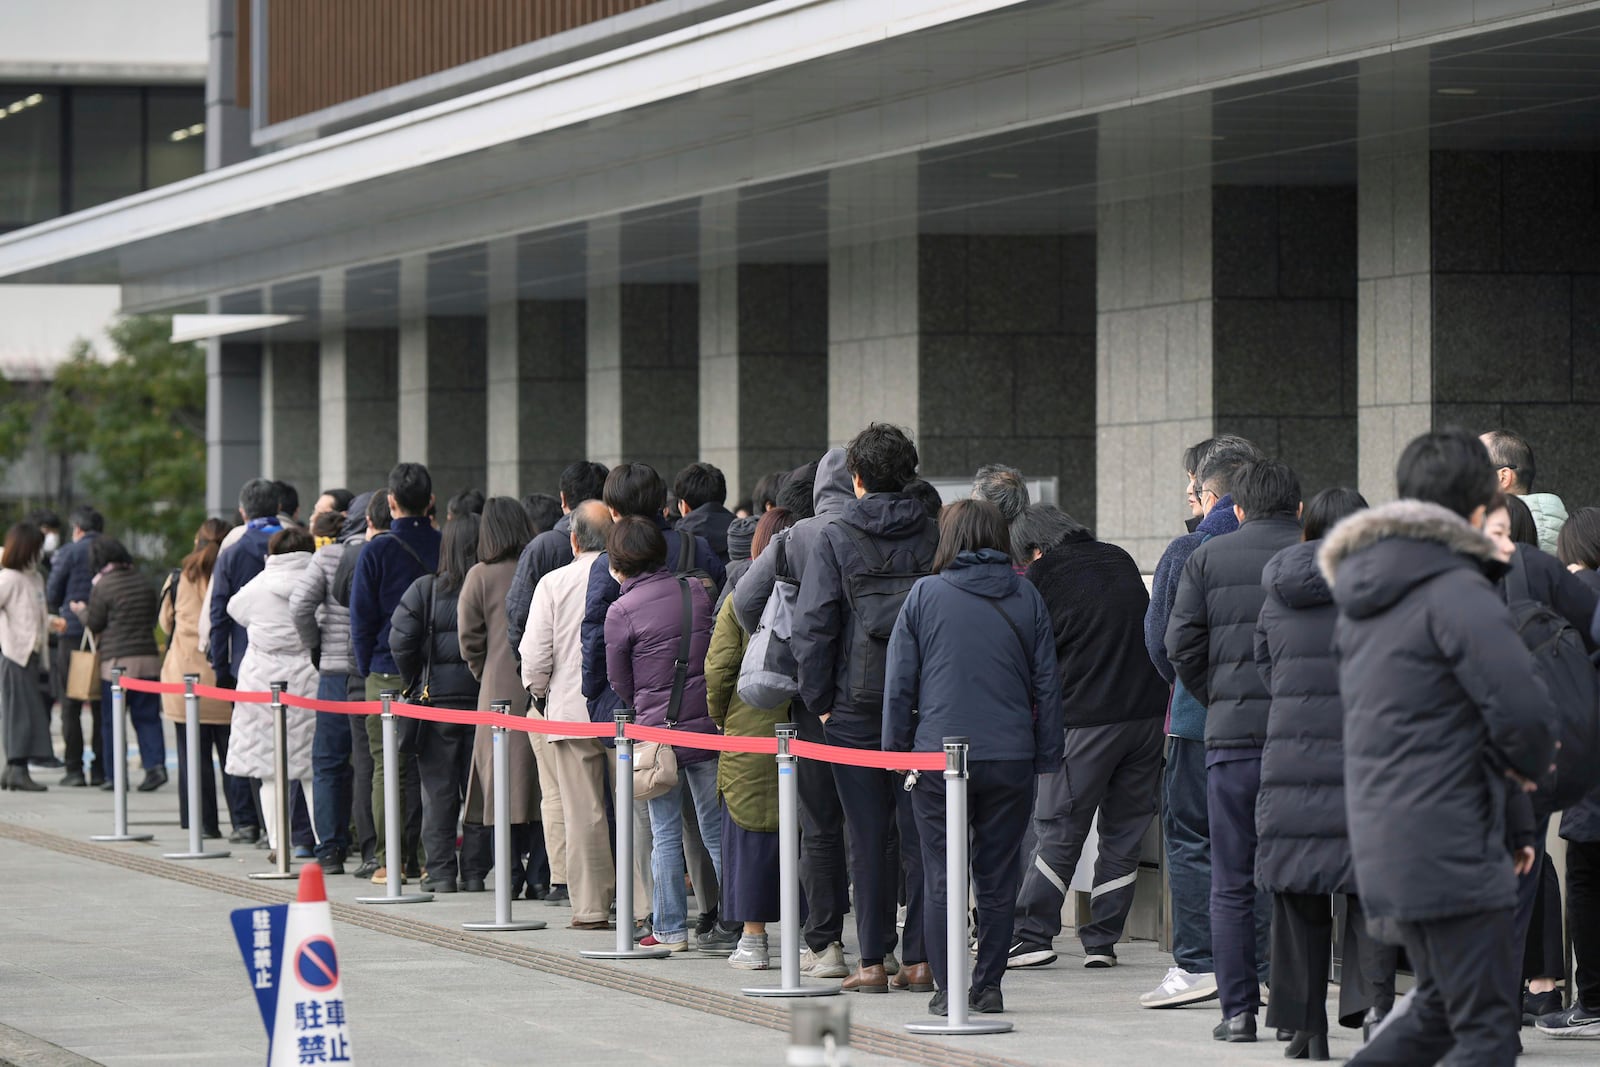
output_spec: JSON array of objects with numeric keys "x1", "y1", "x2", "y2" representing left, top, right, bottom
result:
[
  {"x1": 728, "y1": 934, "x2": 770, "y2": 971},
  {"x1": 1139, "y1": 966, "x2": 1220, "y2": 1008},
  {"x1": 800, "y1": 942, "x2": 849, "y2": 979}
]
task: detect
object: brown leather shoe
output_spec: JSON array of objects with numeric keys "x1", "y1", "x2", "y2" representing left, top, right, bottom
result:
[
  {"x1": 891, "y1": 961, "x2": 934, "y2": 992},
  {"x1": 841, "y1": 963, "x2": 889, "y2": 993}
]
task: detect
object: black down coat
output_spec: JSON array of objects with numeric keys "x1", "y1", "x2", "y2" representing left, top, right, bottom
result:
[
  {"x1": 390, "y1": 575, "x2": 481, "y2": 711},
  {"x1": 1561, "y1": 567, "x2": 1600, "y2": 844},
  {"x1": 1319, "y1": 501, "x2": 1557, "y2": 923},
  {"x1": 1253, "y1": 540, "x2": 1352, "y2": 896}
]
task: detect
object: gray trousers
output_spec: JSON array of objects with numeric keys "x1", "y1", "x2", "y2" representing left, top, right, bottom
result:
[{"x1": 1013, "y1": 717, "x2": 1163, "y2": 952}]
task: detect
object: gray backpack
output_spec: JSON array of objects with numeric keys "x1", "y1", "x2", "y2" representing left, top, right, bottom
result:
[{"x1": 737, "y1": 536, "x2": 800, "y2": 709}]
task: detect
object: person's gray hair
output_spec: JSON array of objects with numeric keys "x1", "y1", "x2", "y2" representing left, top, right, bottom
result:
[
  {"x1": 1195, "y1": 435, "x2": 1262, "y2": 499},
  {"x1": 1009, "y1": 503, "x2": 1090, "y2": 564},
  {"x1": 570, "y1": 500, "x2": 611, "y2": 553},
  {"x1": 972, "y1": 463, "x2": 1029, "y2": 523}
]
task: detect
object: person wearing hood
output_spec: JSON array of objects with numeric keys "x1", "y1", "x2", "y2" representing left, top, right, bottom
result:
[
  {"x1": 1253, "y1": 488, "x2": 1392, "y2": 1060},
  {"x1": 1482, "y1": 430, "x2": 1566, "y2": 555},
  {"x1": 225, "y1": 528, "x2": 321, "y2": 859},
  {"x1": 1166, "y1": 458, "x2": 1305, "y2": 1043},
  {"x1": 1139, "y1": 435, "x2": 1259, "y2": 1010},
  {"x1": 291, "y1": 491, "x2": 366, "y2": 875},
  {"x1": 884, "y1": 499, "x2": 1062, "y2": 1016},
  {"x1": 1006, "y1": 504, "x2": 1167, "y2": 973},
  {"x1": 792, "y1": 423, "x2": 939, "y2": 995},
  {"x1": 1322, "y1": 429, "x2": 1557, "y2": 1067}
]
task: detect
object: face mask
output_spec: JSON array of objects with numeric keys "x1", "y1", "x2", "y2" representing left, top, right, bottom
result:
[
  {"x1": 41, "y1": 532, "x2": 60, "y2": 556},
  {"x1": 610, "y1": 567, "x2": 626, "y2": 587}
]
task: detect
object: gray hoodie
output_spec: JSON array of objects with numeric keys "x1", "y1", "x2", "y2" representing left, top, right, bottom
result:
[{"x1": 732, "y1": 447, "x2": 852, "y2": 635}]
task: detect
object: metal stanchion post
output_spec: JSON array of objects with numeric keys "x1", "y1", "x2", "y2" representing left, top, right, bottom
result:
[
  {"x1": 746, "y1": 723, "x2": 839, "y2": 997},
  {"x1": 249, "y1": 682, "x2": 298, "y2": 881},
  {"x1": 91, "y1": 667, "x2": 153, "y2": 843},
  {"x1": 906, "y1": 738, "x2": 1012, "y2": 1037},
  {"x1": 164, "y1": 674, "x2": 229, "y2": 860},
  {"x1": 357, "y1": 693, "x2": 433, "y2": 904},
  {"x1": 464, "y1": 701, "x2": 546, "y2": 933},
  {"x1": 582, "y1": 709, "x2": 669, "y2": 960}
]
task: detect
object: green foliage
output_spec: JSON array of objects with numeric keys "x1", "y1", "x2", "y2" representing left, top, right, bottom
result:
[
  {"x1": 0, "y1": 374, "x2": 39, "y2": 469},
  {"x1": 46, "y1": 316, "x2": 206, "y2": 567}
]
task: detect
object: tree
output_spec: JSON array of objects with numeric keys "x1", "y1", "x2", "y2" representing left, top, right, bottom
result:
[
  {"x1": 46, "y1": 316, "x2": 205, "y2": 566},
  {"x1": 0, "y1": 374, "x2": 39, "y2": 472}
]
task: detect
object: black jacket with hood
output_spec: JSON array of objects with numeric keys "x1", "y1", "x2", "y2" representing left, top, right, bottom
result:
[
  {"x1": 1320, "y1": 500, "x2": 1557, "y2": 923},
  {"x1": 1562, "y1": 568, "x2": 1600, "y2": 843}
]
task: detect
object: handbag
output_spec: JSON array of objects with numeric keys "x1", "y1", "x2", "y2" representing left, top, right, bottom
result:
[
  {"x1": 633, "y1": 578, "x2": 693, "y2": 802},
  {"x1": 396, "y1": 578, "x2": 435, "y2": 756},
  {"x1": 66, "y1": 630, "x2": 101, "y2": 703},
  {"x1": 737, "y1": 536, "x2": 800, "y2": 709}
]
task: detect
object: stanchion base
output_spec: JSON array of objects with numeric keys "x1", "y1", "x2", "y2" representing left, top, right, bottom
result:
[
  {"x1": 462, "y1": 919, "x2": 547, "y2": 932},
  {"x1": 904, "y1": 1020, "x2": 1014, "y2": 1036},
  {"x1": 580, "y1": 948, "x2": 673, "y2": 960},
  {"x1": 742, "y1": 984, "x2": 842, "y2": 998},
  {"x1": 163, "y1": 849, "x2": 231, "y2": 860},
  {"x1": 248, "y1": 870, "x2": 300, "y2": 881},
  {"x1": 89, "y1": 833, "x2": 154, "y2": 843},
  {"x1": 355, "y1": 892, "x2": 435, "y2": 904}
]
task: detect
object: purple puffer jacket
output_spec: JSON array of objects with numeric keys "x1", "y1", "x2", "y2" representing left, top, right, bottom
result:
[{"x1": 604, "y1": 568, "x2": 718, "y2": 765}]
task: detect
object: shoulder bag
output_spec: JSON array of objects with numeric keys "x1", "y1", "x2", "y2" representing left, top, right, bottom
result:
[
  {"x1": 634, "y1": 578, "x2": 692, "y2": 802},
  {"x1": 396, "y1": 577, "x2": 435, "y2": 756}
]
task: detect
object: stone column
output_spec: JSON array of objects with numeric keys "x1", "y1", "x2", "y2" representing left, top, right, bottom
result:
[
  {"x1": 205, "y1": 293, "x2": 263, "y2": 516},
  {"x1": 317, "y1": 270, "x2": 348, "y2": 490},
  {"x1": 260, "y1": 280, "x2": 320, "y2": 494},
  {"x1": 396, "y1": 256, "x2": 428, "y2": 465},
  {"x1": 343, "y1": 326, "x2": 399, "y2": 494}
]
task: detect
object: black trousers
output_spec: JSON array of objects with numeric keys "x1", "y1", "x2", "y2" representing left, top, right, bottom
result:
[
  {"x1": 55, "y1": 639, "x2": 103, "y2": 776},
  {"x1": 1569, "y1": 840, "x2": 1600, "y2": 1010},
  {"x1": 1267, "y1": 893, "x2": 1398, "y2": 1033},
  {"x1": 795, "y1": 708, "x2": 848, "y2": 952},
  {"x1": 912, "y1": 759, "x2": 1033, "y2": 994},
  {"x1": 832, "y1": 756, "x2": 924, "y2": 966},
  {"x1": 343, "y1": 675, "x2": 378, "y2": 864},
  {"x1": 416, "y1": 721, "x2": 474, "y2": 883},
  {"x1": 1207, "y1": 755, "x2": 1272, "y2": 1018},
  {"x1": 1522, "y1": 852, "x2": 1564, "y2": 980},
  {"x1": 1350, "y1": 908, "x2": 1520, "y2": 1067},
  {"x1": 173, "y1": 721, "x2": 227, "y2": 835}
]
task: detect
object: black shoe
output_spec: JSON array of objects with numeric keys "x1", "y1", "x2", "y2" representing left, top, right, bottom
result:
[
  {"x1": 30, "y1": 756, "x2": 64, "y2": 770},
  {"x1": 1523, "y1": 989, "x2": 1563, "y2": 1026},
  {"x1": 98, "y1": 778, "x2": 116, "y2": 791},
  {"x1": 1006, "y1": 940, "x2": 1057, "y2": 969},
  {"x1": 1276, "y1": 1029, "x2": 1295, "y2": 1042},
  {"x1": 696, "y1": 922, "x2": 741, "y2": 954},
  {"x1": 420, "y1": 877, "x2": 458, "y2": 894},
  {"x1": 463, "y1": 878, "x2": 487, "y2": 892},
  {"x1": 229, "y1": 826, "x2": 262, "y2": 845},
  {"x1": 1214, "y1": 1013, "x2": 1258, "y2": 1043},
  {"x1": 1284, "y1": 1031, "x2": 1329, "y2": 1060},
  {"x1": 403, "y1": 861, "x2": 422, "y2": 880},
  {"x1": 929, "y1": 991, "x2": 947, "y2": 1017},
  {"x1": 545, "y1": 883, "x2": 570, "y2": 904},
  {"x1": 351, "y1": 859, "x2": 380, "y2": 880},
  {"x1": 2, "y1": 766, "x2": 46, "y2": 792},
  {"x1": 88, "y1": 772, "x2": 106, "y2": 787},
  {"x1": 969, "y1": 986, "x2": 1004, "y2": 1014},
  {"x1": 137, "y1": 767, "x2": 168, "y2": 792},
  {"x1": 527, "y1": 883, "x2": 550, "y2": 900},
  {"x1": 694, "y1": 910, "x2": 717, "y2": 937},
  {"x1": 318, "y1": 856, "x2": 346, "y2": 876},
  {"x1": 203, "y1": 827, "x2": 223, "y2": 840},
  {"x1": 59, "y1": 771, "x2": 86, "y2": 788}
]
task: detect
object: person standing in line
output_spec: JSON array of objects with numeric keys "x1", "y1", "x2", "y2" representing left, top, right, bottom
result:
[
  {"x1": 77, "y1": 537, "x2": 167, "y2": 792},
  {"x1": 46, "y1": 506, "x2": 105, "y2": 786},
  {"x1": 673, "y1": 462, "x2": 737, "y2": 564},
  {"x1": 326, "y1": 492, "x2": 384, "y2": 878},
  {"x1": 0, "y1": 523, "x2": 54, "y2": 791},
  {"x1": 883, "y1": 499, "x2": 1063, "y2": 1016},
  {"x1": 1481, "y1": 429, "x2": 1566, "y2": 555},
  {"x1": 504, "y1": 461, "x2": 609, "y2": 658}
]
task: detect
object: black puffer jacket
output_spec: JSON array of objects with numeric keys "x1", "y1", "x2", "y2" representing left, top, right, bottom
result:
[
  {"x1": 389, "y1": 575, "x2": 480, "y2": 711},
  {"x1": 1166, "y1": 516, "x2": 1303, "y2": 749},
  {"x1": 1561, "y1": 568, "x2": 1600, "y2": 843},
  {"x1": 1253, "y1": 540, "x2": 1352, "y2": 895},
  {"x1": 1320, "y1": 501, "x2": 1557, "y2": 922}
]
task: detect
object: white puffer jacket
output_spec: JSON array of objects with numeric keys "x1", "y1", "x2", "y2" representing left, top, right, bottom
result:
[{"x1": 225, "y1": 552, "x2": 318, "y2": 779}]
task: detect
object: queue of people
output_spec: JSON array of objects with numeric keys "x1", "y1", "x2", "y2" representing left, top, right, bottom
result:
[{"x1": 2, "y1": 420, "x2": 1599, "y2": 1061}]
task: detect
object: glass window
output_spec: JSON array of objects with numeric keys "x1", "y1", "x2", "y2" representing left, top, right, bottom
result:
[
  {"x1": 0, "y1": 87, "x2": 61, "y2": 232},
  {"x1": 145, "y1": 88, "x2": 205, "y2": 187},
  {"x1": 69, "y1": 87, "x2": 143, "y2": 211}
]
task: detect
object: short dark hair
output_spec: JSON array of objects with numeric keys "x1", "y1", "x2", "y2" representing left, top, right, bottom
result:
[
  {"x1": 366, "y1": 490, "x2": 392, "y2": 531},
  {"x1": 447, "y1": 488, "x2": 484, "y2": 520},
  {"x1": 25, "y1": 509, "x2": 59, "y2": 532},
  {"x1": 68, "y1": 505, "x2": 103, "y2": 534},
  {"x1": 602, "y1": 463, "x2": 666, "y2": 519},
  {"x1": 388, "y1": 463, "x2": 432, "y2": 515},
  {"x1": 320, "y1": 488, "x2": 355, "y2": 513},
  {"x1": 1504, "y1": 493, "x2": 1538, "y2": 547},
  {"x1": 1481, "y1": 429, "x2": 1537, "y2": 492},
  {"x1": 1396, "y1": 428, "x2": 1498, "y2": 520},
  {"x1": 239, "y1": 478, "x2": 279, "y2": 520},
  {"x1": 521, "y1": 493, "x2": 562, "y2": 536},
  {"x1": 1301, "y1": 487, "x2": 1368, "y2": 542},
  {"x1": 751, "y1": 471, "x2": 786, "y2": 513},
  {"x1": 479, "y1": 497, "x2": 533, "y2": 564},
  {"x1": 776, "y1": 461, "x2": 817, "y2": 520},
  {"x1": 674, "y1": 463, "x2": 727, "y2": 510},
  {"x1": 1557, "y1": 506, "x2": 1600, "y2": 569},
  {"x1": 273, "y1": 480, "x2": 299, "y2": 518},
  {"x1": 1182, "y1": 438, "x2": 1216, "y2": 476},
  {"x1": 932, "y1": 499, "x2": 1011, "y2": 573},
  {"x1": 89, "y1": 536, "x2": 133, "y2": 569},
  {"x1": 846, "y1": 422, "x2": 919, "y2": 494},
  {"x1": 1232, "y1": 460, "x2": 1302, "y2": 520},
  {"x1": 2, "y1": 523, "x2": 44, "y2": 571},
  {"x1": 903, "y1": 479, "x2": 943, "y2": 522},
  {"x1": 606, "y1": 515, "x2": 667, "y2": 578},
  {"x1": 1196, "y1": 439, "x2": 1260, "y2": 499},
  {"x1": 268, "y1": 528, "x2": 315, "y2": 555},
  {"x1": 972, "y1": 463, "x2": 1028, "y2": 523},
  {"x1": 438, "y1": 512, "x2": 480, "y2": 594},
  {"x1": 1010, "y1": 503, "x2": 1090, "y2": 563},
  {"x1": 559, "y1": 461, "x2": 610, "y2": 509},
  {"x1": 571, "y1": 501, "x2": 612, "y2": 553}
]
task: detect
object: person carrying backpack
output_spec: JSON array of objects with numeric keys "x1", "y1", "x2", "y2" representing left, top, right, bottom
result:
[{"x1": 791, "y1": 423, "x2": 938, "y2": 994}]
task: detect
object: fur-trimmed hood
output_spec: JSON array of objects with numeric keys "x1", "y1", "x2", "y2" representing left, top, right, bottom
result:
[{"x1": 1317, "y1": 500, "x2": 1500, "y2": 620}]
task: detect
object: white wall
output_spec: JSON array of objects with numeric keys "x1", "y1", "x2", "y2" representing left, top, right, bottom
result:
[
  {"x1": 0, "y1": 0, "x2": 207, "y2": 81},
  {"x1": 0, "y1": 286, "x2": 119, "y2": 376}
]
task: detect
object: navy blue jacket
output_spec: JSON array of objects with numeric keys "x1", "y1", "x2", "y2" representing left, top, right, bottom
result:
[
  {"x1": 504, "y1": 515, "x2": 573, "y2": 656},
  {"x1": 349, "y1": 518, "x2": 441, "y2": 677},
  {"x1": 676, "y1": 503, "x2": 736, "y2": 563},
  {"x1": 1144, "y1": 496, "x2": 1239, "y2": 740},
  {"x1": 882, "y1": 549, "x2": 1063, "y2": 770},
  {"x1": 580, "y1": 519, "x2": 725, "y2": 720},
  {"x1": 209, "y1": 520, "x2": 281, "y2": 679},
  {"x1": 45, "y1": 532, "x2": 98, "y2": 639}
]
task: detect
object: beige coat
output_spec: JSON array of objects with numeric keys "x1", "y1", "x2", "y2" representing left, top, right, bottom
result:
[
  {"x1": 458, "y1": 559, "x2": 538, "y2": 825},
  {"x1": 159, "y1": 571, "x2": 233, "y2": 724},
  {"x1": 520, "y1": 550, "x2": 602, "y2": 731},
  {"x1": 0, "y1": 567, "x2": 47, "y2": 670}
]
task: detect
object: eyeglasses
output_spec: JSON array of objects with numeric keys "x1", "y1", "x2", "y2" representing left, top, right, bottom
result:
[{"x1": 1498, "y1": 464, "x2": 1519, "y2": 472}]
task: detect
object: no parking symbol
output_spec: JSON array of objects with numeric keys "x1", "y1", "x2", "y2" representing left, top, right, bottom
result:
[{"x1": 294, "y1": 937, "x2": 340, "y2": 993}]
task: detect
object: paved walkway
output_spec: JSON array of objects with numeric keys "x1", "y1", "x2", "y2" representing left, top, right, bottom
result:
[{"x1": 0, "y1": 772, "x2": 1591, "y2": 1066}]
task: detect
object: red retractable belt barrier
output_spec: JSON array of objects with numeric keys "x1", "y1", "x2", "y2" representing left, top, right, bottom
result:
[{"x1": 112, "y1": 676, "x2": 948, "y2": 768}]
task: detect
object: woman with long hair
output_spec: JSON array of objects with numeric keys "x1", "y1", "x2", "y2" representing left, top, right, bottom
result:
[
  {"x1": 77, "y1": 536, "x2": 167, "y2": 791},
  {"x1": 0, "y1": 523, "x2": 54, "y2": 790}
]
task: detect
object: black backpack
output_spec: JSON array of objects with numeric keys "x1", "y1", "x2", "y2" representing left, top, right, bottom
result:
[
  {"x1": 838, "y1": 522, "x2": 929, "y2": 717},
  {"x1": 1501, "y1": 551, "x2": 1600, "y2": 812},
  {"x1": 673, "y1": 531, "x2": 719, "y2": 600}
]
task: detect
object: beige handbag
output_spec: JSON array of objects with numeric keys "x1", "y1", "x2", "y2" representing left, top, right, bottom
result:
[{"x1": 66, "y1": 630, "x2": 100, "y2": 702}]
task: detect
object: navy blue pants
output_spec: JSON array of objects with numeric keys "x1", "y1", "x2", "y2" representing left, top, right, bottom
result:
[
  {"x1": 99, "y1": 681, "x2": 165, "y2": 771},
  {"x1": 830, "y1": 754, "x2": 925, "y2": 966},
  {"x1": 1206, "y1": 754, "x2": 1271, "y2": 1018},
  {"x1": 311, "y1": 673, "x2": 353, "y2": 861}
]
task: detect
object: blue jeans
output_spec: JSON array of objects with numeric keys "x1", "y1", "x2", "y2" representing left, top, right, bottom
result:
[
  {"x1": 100, "y1": 681, "x2": 166, "y2": 772},
  {"x1": 1162, "y1": 736, "x2": 1213, "y2": 973},
  {"x1": 646, "y1": 756, "x2": 723, "y2": 943},
  {"x1": 311, "y1": 673, "x2": 353, "y2": 860}
]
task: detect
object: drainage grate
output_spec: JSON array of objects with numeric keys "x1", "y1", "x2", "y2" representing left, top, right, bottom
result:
[{"x1": 0, "y1": 821, "x2": 1032, "y2": 1067}]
